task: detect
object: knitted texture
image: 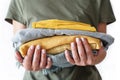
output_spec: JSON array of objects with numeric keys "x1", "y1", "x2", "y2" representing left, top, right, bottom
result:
[{"x1": 12, "y1": 28, "x2": 114, "y2": 74}]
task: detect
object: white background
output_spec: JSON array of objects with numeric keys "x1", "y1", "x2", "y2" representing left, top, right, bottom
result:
[{"x1": 0, "y1": 0, "x2": 120, "y2": 80}]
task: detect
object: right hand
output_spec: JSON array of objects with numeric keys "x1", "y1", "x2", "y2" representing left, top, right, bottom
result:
[{"x1": 15, "y1": 45, "x2": 52, "y2": 71}]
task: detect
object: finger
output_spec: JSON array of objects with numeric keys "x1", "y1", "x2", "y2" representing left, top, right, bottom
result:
[
  {"x1": 65, "y1": 49, "x2": 75, "y2": 65},
  {"x1": 40, "y1": 49, "x2": 47, "y2": 69},
  {"x1": 46, "y1": 57, "x2": 52, "y2": 69},
  {"x1": 76, "y1": 38, "x2": 87, "y2": 65},
  {"x1": 71, "y1": 42, "x2": 80, "y2": 64},
  {"x1": 25, "y1": 45, "x2": 35, "y2": 61},
  {"x1": 81, "y1": 38, "x2": 94, "y2": 65},
  {"x1": 32, "y1": 45, "x2": 41, "y2": 71},
  {"x1": 15, "y1": 51, "x2": 23, "y2": 63},
  {"x1": 23, "y1": 45, "x2": 35, "y2": 70}
]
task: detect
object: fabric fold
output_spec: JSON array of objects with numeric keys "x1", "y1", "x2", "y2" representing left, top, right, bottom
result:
[
  {"x1": 12, "y1": 19, "x2": 114, "y2": 74},
  {"x1": 12, "y1": 28, "x2": 114, "y2": 69}
]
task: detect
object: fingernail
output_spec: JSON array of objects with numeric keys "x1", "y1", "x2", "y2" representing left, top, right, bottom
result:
[
  {"x1": 48, "y1": 57, "x2": 51, "y2": 61},
  {"x1": 42, "y1": 49, "x2": 46, "y2": 54},
  {"x1": 76, "y1": 38, "x2": 80, "y2": 42},
  {"x1": 36, "y1": 45, "x2": 40, "y2": 49},
  {"x1": 81, "y1": 37, "x2": 85, "y2": 41},
  {"x1": 71, "y1": 42, "x2": 75, "y2": 47},
  {"x1": 65, "y1": 49, "x2": 68, "y2": 53},
  {"x1": 30, "y1": 45, "x2": 34, "y2": 49}
]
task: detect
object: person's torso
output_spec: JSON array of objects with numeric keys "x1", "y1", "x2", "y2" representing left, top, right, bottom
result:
[{"x1": 16, "y1": 0, "x2": 102, "y2": 80}]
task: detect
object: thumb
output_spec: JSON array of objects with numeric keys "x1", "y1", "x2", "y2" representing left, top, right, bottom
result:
[{"x1": 15, "y1": 51, "x2": 23, "y2": 63}]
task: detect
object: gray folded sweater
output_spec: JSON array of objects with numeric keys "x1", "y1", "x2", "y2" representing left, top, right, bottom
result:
[{"x1": 12, "y1": 28, "x2": 114, "y2": 74}]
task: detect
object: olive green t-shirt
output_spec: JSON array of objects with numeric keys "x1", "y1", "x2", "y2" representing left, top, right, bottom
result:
[
  {"x1": 5, "y1": 0, "x2": 116, "y2": 80},
  {"x1": 5, "y1": 0, "x2": 116, "y2": 29}
]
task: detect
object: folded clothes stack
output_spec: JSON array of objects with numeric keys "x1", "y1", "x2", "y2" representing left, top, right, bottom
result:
[{"x1": 12, "y1": 19, "x2": 114, "y2": 74}]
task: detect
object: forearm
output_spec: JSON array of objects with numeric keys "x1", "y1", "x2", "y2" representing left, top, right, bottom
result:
[
  {"x1": 13, "y1": 20, "x2": 26, "y2": 34},
  {"x1": 97, "y1": 22, "x2": 107, "y2": 33}
]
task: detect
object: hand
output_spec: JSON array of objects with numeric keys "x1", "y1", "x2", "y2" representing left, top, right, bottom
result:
[
  {"x1": 65, "y1": 38, "x2": 106, "y2": 66},
  {"x1": 15, "y1": 45, "x2": 52, "y2": 71}
]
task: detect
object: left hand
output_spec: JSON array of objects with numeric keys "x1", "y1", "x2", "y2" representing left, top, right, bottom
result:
[{"x1": 65, "y1": 38, "x2": 106, "y2": 66}]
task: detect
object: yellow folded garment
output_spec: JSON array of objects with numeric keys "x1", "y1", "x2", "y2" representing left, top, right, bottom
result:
[
  {"x1": 32, "y1": 19, "x2": 96, "y2": 32},
  {"x1": 20, "y1": 35, "x2": 101, "y2": 57}
]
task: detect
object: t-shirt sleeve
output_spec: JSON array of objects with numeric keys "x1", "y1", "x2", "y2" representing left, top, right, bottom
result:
[
  {"x1": 99, "y1": 0, "x2": 116, "y2": 24},
  {"x1": 5, "y1": 0, "x2": 26, "y2": 25}
]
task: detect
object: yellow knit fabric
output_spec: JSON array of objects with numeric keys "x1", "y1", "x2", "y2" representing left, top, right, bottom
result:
[
  {"x1": 20, "y1": 35, "x2": 101, "y2": 57},
  {"x1": 32, "y1": 19, "x2": 96, "y2": 32}
]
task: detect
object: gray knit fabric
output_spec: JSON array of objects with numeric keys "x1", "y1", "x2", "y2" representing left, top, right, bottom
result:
[
  {"x1": 12, "y1": 28, "x2": 114, "y2": 49},
  {"x1": 49, "y1": 52, "x2": 73, "y2": 67},
  {"x1": 12, "y1": 28, "x2": 114, "y2": 74}
]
